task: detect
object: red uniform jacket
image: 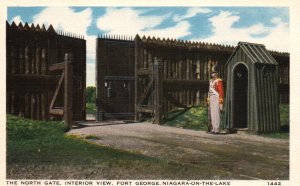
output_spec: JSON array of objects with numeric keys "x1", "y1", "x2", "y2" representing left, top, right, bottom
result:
[{"x1": 209, "y1": 78, "x2": 224, "y2": 104}]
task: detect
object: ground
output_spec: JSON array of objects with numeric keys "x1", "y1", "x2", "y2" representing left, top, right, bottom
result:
[{"x1": 68, "y1": 120, "x2": 289, "y2": 180}]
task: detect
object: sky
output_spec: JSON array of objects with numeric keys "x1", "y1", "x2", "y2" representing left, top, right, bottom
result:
[{"x1": 7, "y1": 7, "x2": 289, "y2": 87}]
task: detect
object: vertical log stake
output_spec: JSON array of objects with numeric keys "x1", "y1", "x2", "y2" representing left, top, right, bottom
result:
[{"x1": 64, "y1": 53, "x2": 73, "y2": 129}]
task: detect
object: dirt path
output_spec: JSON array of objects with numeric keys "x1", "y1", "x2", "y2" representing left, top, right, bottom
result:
[{"x1": 68, "y1": 120, "x2": 289, "y2": 180}]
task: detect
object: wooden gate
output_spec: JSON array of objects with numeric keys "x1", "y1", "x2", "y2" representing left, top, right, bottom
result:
[
  {"x1": 96, "y1": 35, "x2": 135, "y2": 120},
  {"x1": 48, "y1": 53, "x2": 73, "y2": 129}
]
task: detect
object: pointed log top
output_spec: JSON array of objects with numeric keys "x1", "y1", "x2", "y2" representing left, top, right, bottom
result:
[
  {"x1": 41, "y1": 24, "x2": 46, "y2": 31},
  {"x1": 30, "y1": 23, "x2": 35, "y2": 30},
  {"x1": 24, "y1": 22, "x2": 30, "y2": 30},
  {"x1": 11, "y1": 21, "x2": 17, "y2": 28},
  {"x1": 18, "y1": 22, "x2": 24, "y2": 29},
  {"x1": 47, "y1": 24, "x2": 55, "y2": 33},
  {"x1": 35, "y1": 24, "x2": 41, "y2": 31},
  {"x1": 6, "y1": 21, "x2": 9, "y2": 27}
]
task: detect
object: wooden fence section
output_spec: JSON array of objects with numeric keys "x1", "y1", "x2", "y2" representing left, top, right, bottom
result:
[
  {"x1": 135, "y1": 35, "x2": 290, "y2": 124},
  {"x1": 6, "y1": 21, "x2": 86, "y2": 124},
  {"x1": 96, "y1": 35, "x2": 135, "y2": 120},
  {"x1": 272, "y1": 53, "x2": 290, "y2": 104},
  {"x1": 135, "y1": 35, "x2": 234, "y2": 123}
]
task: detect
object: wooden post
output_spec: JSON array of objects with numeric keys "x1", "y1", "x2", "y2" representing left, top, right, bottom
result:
[
  {"x1": 134, "y1": 37, "x2": 139, "y2": 121},
  {"x1": 36, "y1": 48, "x2": 41, "y2": 74},
  {"x1": 41, "y1": 92, "x2": 47, "y2": 120},
  {"x1": 196, "y1": 90, "x2": 200, "y2": 106},
  {"x1": 11, "y1": 47, "x2": 16, "y2": 74},
  {"x1": 64, "y1": 53, "x2": 73, "y2": 129},
  {"x1": 187, "y1": 88, "x2": 190, "y2": 107},
  {"x1": 167, "y1": 58, "x2": 171, "y2": 79},
  {"x1": 31, "y1": 47, "x2": 36, "y2": 74},
  {"x1": 19, "y1": 48, "x2": 25, "y2": 74},
  {"x1": 41, "y1": 48, "x2": 47, "y2": 74},
  {"x1": 36, "y1": 93, "x2": 41, "y2": 120},
  {"x1": 186, "y1": 58, "x2": 189, "y2": 80},
  {"x1": 24, "y1": 92, "x2": 30, "y2": 118},
  {"x1": 153, "y1": 58, "x2": 163, "y2": 124},
  {"x1": 25, "y1": 47, "x2": 30, "y2": 74},
  {"x1": 7, "y1": 92, "x2": 11, "y2": 114},
  {"x1": 31, "y1": 93, "x2": 36, "y2": 119},
  {"x1": 164, "y1": 59, "x2": 168, "y2": 79},
  {"x1": 18, "y1": 93, "x2": 24, "y2": 117}
]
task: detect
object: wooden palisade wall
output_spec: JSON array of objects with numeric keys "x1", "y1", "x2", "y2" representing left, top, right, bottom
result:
[
  {"x1": 96, "y1": 34, "x2": 289, "y2": 123},
  {"x1": 6, "y1": 21, "x2": 86, "y2": 121},
  {"x1": 134, "y1": 35, "x2": 289, "y2": 124}
]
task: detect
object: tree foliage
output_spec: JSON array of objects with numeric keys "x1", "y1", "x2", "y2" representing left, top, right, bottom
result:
[{"x1": 86, "y1": 86, "x2": 96, "y2": 103}]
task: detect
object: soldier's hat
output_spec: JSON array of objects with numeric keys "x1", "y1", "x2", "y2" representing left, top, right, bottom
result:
[{"x1": 211, "y1": 62, "x2": 219, "y2": 74}]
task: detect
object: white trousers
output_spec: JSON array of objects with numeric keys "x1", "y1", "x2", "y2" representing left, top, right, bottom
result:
[{"x1": 210, "y1": 96, "x2": 220, "y2": 133}]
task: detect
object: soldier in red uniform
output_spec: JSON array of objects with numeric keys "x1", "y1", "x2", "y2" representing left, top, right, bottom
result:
[{"x1": 207, "y1": 68, "x2": 224, "y2": 134}]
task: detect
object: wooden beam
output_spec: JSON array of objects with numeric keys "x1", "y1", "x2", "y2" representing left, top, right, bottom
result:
[
  {"x1": 137, "y1": 78, "x2": 153, "y2": 106},
  {"x1": 136, "y1": 106, "x2": 153, "y2": 113},
  {"x1": 49, "y1": 108, "x2": 63, "y2": 116},
  {"x1": 7, "y1": 74, "x2": 59, "y2": 91},
  {"x1": 49, "y1": 71, "x2": 64, "y2": 111},
  {"x1": 137, "y1": 68, "x2": 152, "y2": 75},
  {"x1": 49, "y1": 62, "x2": 65, "y2": 71},
  {"x1": 7, "y1": 74, "x2": 60, "y2": 81},
  {"x1": 104, "y1": 76, "x2": 135, "y2": 81},
  {"x1": 163, "y1": 79, "x2": 209, "y2": 86}
]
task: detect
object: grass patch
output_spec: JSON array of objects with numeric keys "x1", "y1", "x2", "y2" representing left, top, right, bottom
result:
[
  {"x1": 163, "y1": 106, "x2": 209, "y2": 131},
  {"x1": 279, "y1": 104, "x2": 289, "y2": 128},
  {"x1": 7, "y1": 114, "x2": 231, "y2": 179},
  {"x1": 86, "y1": 102, "x2": 96, "y2": 114},
  {"x1": 258, "y1": 132, "x2": 289, "y2": 139},
  {"x1": 163, "y1": 104, "x2": 289, "y2": 139}
]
